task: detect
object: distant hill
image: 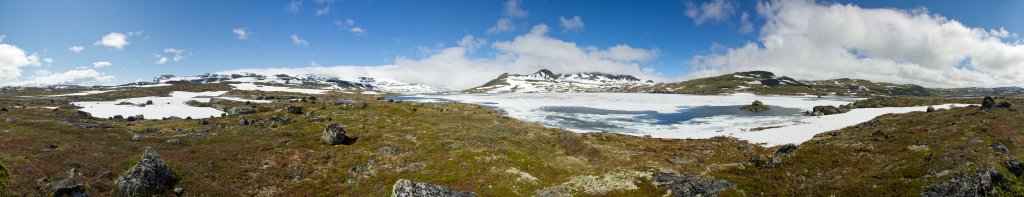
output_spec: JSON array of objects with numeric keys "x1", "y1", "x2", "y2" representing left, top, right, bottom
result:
[
  {"x1": 637, "y1": 71, "x2": 932, "y2": 96},
  {"x1": 464, "y1": 69, "x2": 654, "y2": 93}
]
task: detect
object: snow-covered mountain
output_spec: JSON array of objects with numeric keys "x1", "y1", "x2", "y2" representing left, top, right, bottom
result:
[
  {"x1": 153, "y1": 73, "x2": 449, "y2": 94},
  {"x1": 465, "y1": 69, "x2": 654, "y2": 93}
]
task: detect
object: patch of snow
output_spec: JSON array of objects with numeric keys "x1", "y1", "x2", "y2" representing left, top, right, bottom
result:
[
  {"x1": 72, "y1": 91, "x2": 229, "y2": 119},
  {"x1": 361, "y1": 91, "x2": 382, "y2": 95},
  {"x1": 47, "y1": 90, "x2": 115, "y2": 97},
  {"x1": 230, "y1": 83, "x2": 328, "y2": 94},
  {"x1": 745, "y1": 81, "x2": 762, "y2": 85},
  {"x1": 214, "y1": 97, "x2": 273, "y2": 103}
]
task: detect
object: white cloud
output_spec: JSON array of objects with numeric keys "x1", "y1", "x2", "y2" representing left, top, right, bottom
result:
[
  {"x1": 487, "y1": 18, "x2": 515, "y2": 34},
  {"x1": 688, "y1": 0, "x2": 1024, "y2": 88},
  {"x1": 0, "y1": 68, "x2": 116, "y2": 87},
  {"x1": 291, "y1": 34, "x2": 309, "y2": 47},
  {"x1": 559, "y1": 16, "x2": 585, "y2": 32},
  {"x1": 487, "y1": 0, "x2": 529, "y2": 34},
  {"x1": 220, "y1": 24, "x2": 663, "y2": 89},
  {"x1": 68, "y1": 46, "x2": 85, "y2": 53},
  {"x1": 349, "y1": 27, "x2": 366, "y2": 34},
  {"x1": 93, "y1": 32, "x2": 131, "y2": 50},
  {"x1": 288, "y1": 0, "x2": 302, "y2": 13},
  {"x1": 315, "y1": 5, "x2": 330, "y2": 16},
  {"x1": 0, "y1": 42, "x2": 42, "y2": 81},
  {"x1": 232, "y1": 27, "x2": 249, "y2": 40},
  {"x1": 335, "y1": 19, "x2": 367, "y2": 35},
  {"x1": 92, "y1": 61, "x2": 112, "y2": 68},
  {"x1": 685, "y1": 0, "x2": 737, "y2": 26},
  {"x1": 43, "y1": 58, "x2": 53, "y2": 65},
  {"x1": 155, "y1": 48, "x2": 188, "y2": 64},
  {"x1": 738, "y1": 12, "x2": 753, "y2": 33}
]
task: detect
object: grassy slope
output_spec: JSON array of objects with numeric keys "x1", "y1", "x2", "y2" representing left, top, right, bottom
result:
[{"x1": 1, "y1": 83, "x2": 1022, "y2": 196}]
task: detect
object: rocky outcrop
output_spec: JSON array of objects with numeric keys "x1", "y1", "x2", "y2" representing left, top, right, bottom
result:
[
  {"x1": 1008, "y1": 159, "x2": 1024, "y2": 176},
  {"x1": 921, "y1": 166, "x2": 1005, "y2": 197},
  {"x1": 114, "y1": 146, "x2": 178, "y2": 196},
  {"x1": 287, "y1": 106, "x2": 303, "y2": 114},
  {"x1": 391, "y1": 179, "x2": 476, "y2": 197},
  {"x1": 321, "y1": 123, "x2": 349, "y2": 146},
  {"x1": 750, "y1": 144, "x2": 798, "y2": 168},
  {"x1": 807, "y1": 104, "x2": 853, "y2": 116},
  {"x1": 652, "y1": 172, "x2": 735, "y2": 197},
  {"x1": 740, "y1": 100, "x2": 769, "y2": 112},
  {"x1": 981, "y1": 96, "x2": 996, "y2": 109},
  {"x1": 227, "y1": 107, "x2": 258, "y2": 115}
]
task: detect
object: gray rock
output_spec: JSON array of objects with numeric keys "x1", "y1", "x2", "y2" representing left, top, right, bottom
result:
[
  {"x1": 115, "y1": 146, "x2": 178, "y2": 196},
  {"x1": 380, "y1": 146, "x2": 398, "y2": 155},
  {"x1": 391, "y1": 179, "x2": 476, "y2": 197},
  {"x1": 113, "y1": 115, "x2": 124, "y2": 120},
  {"x1": 775, "y1": 144, "x2": 798, "y2": 156},
  {"x1": 926, "y1": 106, "x2": 936, "y2": 112},
  {"x1": 809, "y1": 105, "x2": 849, "y2": 116},
  {"x1": 921, "y1": 166, "x2": 1005, "y2": 197},
  {"x1": 131, "y1": 134, "x2": 145, "y2": 141},
  {"x1": 174, "y1": 187, "x2": 184, "y2": 196},
  {"x1": 146, "y1": 100, "x2": 154, "y2": 105},
  {"x1": 652, "y1": 172, "x2": 735, "y2": 197},
  {"x1": 991, "y1": 142, "x2": 1008, "y2": 154},
  {"x1": 165, "y1": 139, "x2": 181, "y2": 145},
  {"x1": 996, "y1": 101, "x2": 1012, "y2": 108},
  {"x1": 981, "y1": 96, "x2": 996, "y2": 109},
  {"x1": 227, "y1": 107, "x2": 258, "y2": 115},
  {"x1": 321, "y1": 123, "x2": 348, "y2": 145},
  {"x1": 199, "y1": 119, "x2": 209, "y2": 125},
  {"x1": 53, "y1": 184, "x2": 90, "y2": 197},
  {"x1": 287, "y1": 106, "x2": 303, "y2": 114},
  {"x1": 1008, "y1": 159, "x2": 1024, "y2": 176},
  {"x1": 126, "y1": 116, "x2": 137, "y2": 122}
]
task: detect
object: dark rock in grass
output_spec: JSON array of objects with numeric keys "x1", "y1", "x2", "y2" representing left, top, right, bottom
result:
[
  {"x1": 53, "y1": 184, "x2": 89, "y2": 197},
  {"x1": 0, "y1": 108, "x2": 6, "y2": 112},
  {"x1": 380, "y1": 146, "x2": 398, "y2": 155},
  {"x1": 391, "y1": 179, "x2": 477, "y2": 197},
  {"x1": 652, "y1": 172, "x2": 735, "y2": 197},
  {"x1": 981, "y1": 96, "x2": 996, "y2": 109},
  {"x1": 227, "y1": 107, "x2": 258, "y2": 115},
  {"x1": 126, "y1": 116, "x2": 137, "y2": 122},
  {"x1": 775, "y1": 144, "x2": 798, "y2": 156},
  {"x1": 321, "y1": 123, "x2": 349, "y2": 145},
  {"x1": 991, "y1": 143, "x2": 1008, "y2": 154},
  {"x1": 287, "y1": 106, "x2": 303, "y2": 114},
  {"x1": 1008, "y1": 159, "x2": 1024, "y2": 176},
  {"x1": 921, "y1": 166, "x2": 1005, "y2": 197},
  {"x1": 926, "y1": 106, "x2": 936, "y2": 112},
  {"x1": 996, "y1": 102, "x2": 1012, "y2": 108},
  {"x1": 113, "y1": 115, "x2": 124, "y2": 120},
  {"x1": 199, "y1": 119, "x2": 209, "y2": 125},
  {"x1": 174, "y1": 187, "x2": 184, "y2": 196},
  {"x1": 115, "y1": 146, "x2": 178, "y2": 196}
]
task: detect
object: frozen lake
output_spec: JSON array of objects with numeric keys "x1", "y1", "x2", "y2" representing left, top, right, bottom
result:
[{"x1": 395, "y1": 93, "x2": 960, "y2": 146}]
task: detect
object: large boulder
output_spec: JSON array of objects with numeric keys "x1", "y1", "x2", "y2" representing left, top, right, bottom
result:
[
  {"x1": 652, "y1": 172, "x2": 735, "y2": 197},
  {"x1": 287, "y1": 106, "x2": 303, "y2": 114},
  {"x1": 321, "y1": 123, "x2": 349, "y2": 145},
  {"x1": 740, "y1": 100, "x2": 770, "y2": 112},
  {"x1": 808, "y1": 105, "x2": 850, "y2": 116},
  {"x1": 981, "y1": 96, "x2": 996, "y2": 109},
  {"x1": 926, "y1": 106, "x2": 936, "y2": 112},
  {"x1": 921, "y1": 166, "x2": 1005, "y2": 197},
  {"x1": 391, "y1": 179, "x2": 476, "y2": 197},
  {"x1": 114, "y1": 146, "x2": 178, "y2": 196}
]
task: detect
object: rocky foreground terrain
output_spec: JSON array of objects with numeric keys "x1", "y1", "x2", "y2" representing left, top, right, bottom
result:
[{"x1": 1, "y1": 81, "x2": 1023, "y2": 196}]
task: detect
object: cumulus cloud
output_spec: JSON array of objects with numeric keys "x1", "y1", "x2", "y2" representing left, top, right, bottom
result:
[
  {"x1": 0, "y1": 68, "x2": 116, "y2": 87},
  {"x1": 232, "y1": 27, "x2": 249, "y2": 40},
  {"x1": 291, "y1": 34, "x2": 309, "y2": 47},
  {"x1": 155, "y1": 48, "x2": 188, "y2": 64},
  {"x1": 92, "y1": 61, "x2": 112, "y2": 68},
  {"x1": 487, "y1": 0, "x2": 529, "y2": 34},
  {"x1": 0, "y1": 42, "x2": 42, "y2": 81},
  {"x1": 688, "y1": 0, "x2": 1024, "y2": 88},
  {"x1": 685, "y1": 0, "x2": 738, "y2": 25},
  {"x1": 315, "y1": 5, "x2": 330, "y2": 16},
  {"x1": 220, "y1": 24, "x2": 663, "y2": 89},
  {"x1": 738, "y1": 12, "x2": 753, "y2": 33},
  {"x1": 93, "y1": 32, "x2": 137, "y2": 50},
  {"x1": 68, "y1": 46, "x2": 85, "y2": 53},
  {"x1": 335, "y1": 19, "x2": 367, "y2": 35},
  {"x1": 559, "y1": 16, "x2": 585, "y2": 32}
]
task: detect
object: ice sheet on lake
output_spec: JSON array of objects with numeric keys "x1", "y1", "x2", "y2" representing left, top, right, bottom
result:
[
  {"x1": 400, "y1": 93, "x2": 959, "y2": 146},
  {"x1": 72, "y1": 91, "x2": 229, "y2": 119},
  {"x1": 47, "y1": 90, "x2": 116, "y2": 97}
]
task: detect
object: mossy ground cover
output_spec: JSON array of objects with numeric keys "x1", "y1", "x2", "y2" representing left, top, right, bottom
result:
[{"x1": 1, "y1": 83, "x2": 1021, "y2": 196}]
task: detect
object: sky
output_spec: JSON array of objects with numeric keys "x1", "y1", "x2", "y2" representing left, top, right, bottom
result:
[{"x1": 1, "y1": 0, "x2": 1023, "y2": 89}]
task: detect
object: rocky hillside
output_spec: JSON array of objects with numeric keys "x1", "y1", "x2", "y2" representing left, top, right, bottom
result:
[
  {"x1": 640, "y1": 71, "x2": 931, "y2": 96},
  {"x1": 154, "y1": 73, "x2": 448, "y2": 94},
  {"x1": 930, "y1": 86, "x2": 1024, "y2": 97},
  {"x1": 464, "y1": 69, "x2": 654, "y2": 93}
]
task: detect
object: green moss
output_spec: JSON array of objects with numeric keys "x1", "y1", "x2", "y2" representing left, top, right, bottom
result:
[{"x1": 0, "y1": 159, "x2": 9, "y2": 188}]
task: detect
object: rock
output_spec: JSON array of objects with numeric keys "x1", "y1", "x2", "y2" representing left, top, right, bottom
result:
[
  {"x1": 775, "y1": 144, "x2": 798, "y2": 156},
  {"x1": 146, "y1": 100, "x2": 154, "y2": 105},
  {"x1": 165, "y1": 139, "x2": 181, "y2": 145},
  {"x1": 991, "y1": 143, "x2": 1008, "y2": 154},
  {"x1": 321, "y1": 123, "x2": 348, "y2": 145},
  {"x1": 287, "y1": 106, "x2": 303, "y2": 114},
  {"x1": 391, "y1": 179, "x2": 476, "y2": 197},
  {"x1": 651, "y1": 172, "x2": 735, "y2": 197},
  {"x1": 238, "y1": 118, "x2": 250, "y2": 126},
  {"x1": 752, "y1": 100, "x2": 763, "y2": 106},
  {"x1": 0, "y1": 108, "x2": 6, "y2": 112},
  {"x1": 199, "y1": 119, "x2": 209, "y2": 125},
  {"x1": 53, "y1": 184, "x2": 89, "y2": 197},
  {"x1": 174, "y1": 187, "x2": 184, "y2": 196},
  {"x1": 809, "y1": 105, "x2": 849, "y2": 116},
  {"x1": 126, "y1": 116, "x2": 137, "y2": 122},
  {"x1": 115, "y1": 146, "x2": 178, "y2": 196},
  {"x1": 981, "y1": 96, "x2": 996, "y2": 109},
  {"x1": 926, "y1": 106, "x2": 936, "y2": 112},
  {"x1": 921, "y1": 166, "x2": 1005, "y2": 197},
  {"x1": 227, "y1": 107, "x2": 258, "y2": 115},
  {"x1": 131, "y1": 134, "x2": 145, "y2": 141},
  {"x1": 380, "y1": 146, "x2": 398, "y2": 155},
  {"x1": 1007, "y1": 159, "x2": 1024, "y2": 176},
  {"x1": 113, "y1": 115, "x2": 124, "y2": 120},
  {"x1": 740, "y1": 100, "x2": 770, "y2": 112},
  {"x1": 996, "y1": 102, "x2": 1012, "y2": 108}
]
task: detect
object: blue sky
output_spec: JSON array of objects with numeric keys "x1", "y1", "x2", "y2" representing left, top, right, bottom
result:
[{"x1": 1, "y1": 0, "x2": 1023, "y2": 88}]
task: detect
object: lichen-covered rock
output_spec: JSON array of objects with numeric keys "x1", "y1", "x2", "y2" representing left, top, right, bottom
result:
[
  {"x1": 391, "y1": 179, "x2": 476, "y2": 197},
  {"x1": 775, "y1": 144, "x2": 798, "y2": 156},
  {"x1": 115, "y1": 146, "x2": 178, "y2": 196},
  {"x1": 287, "y1": 106, "x2": 303, "y2": 114},
  {"x1": 1008, "y1": 159, "x2": 1024, "y2": 176},
  {"x1": 990, "y1": 142, "x2": 1008, "y2": 154},
  {"x1": 921, "y1": 166, "x2": 1005, "y2": 197},
  {"x1": 808, "y1": 105, "x2": 849, "y2": 116},
  {"x1": 321, "y1": 123, "x2": 348, "y2": 145},
  {"x1": 652, "y1": 172, "x2": 735, "y2": 197},
  {"x1": 227, "y1": 107, "x2": 258, "y2": 115}
]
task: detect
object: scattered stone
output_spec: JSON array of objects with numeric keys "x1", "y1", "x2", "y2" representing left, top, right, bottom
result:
[
  {"x1": 126, "y1": 116, "x2": 137, "y2": 122},
  {"x1": 775, "y1": 144, "x2": 798, "y2": 155},
  {"x1": 996, "y1": 102, "x2": 1012, "y2": 108},
  {"x1": 652, "y1": 172, "x2": 735, "y2": 197},
  {"x1": 921, "y1": 166, "x2": 1005, "y2": 197},
  {"x1": 113, "y1": 115, "x2": 124, "y2": 120},
  {"x1": 227, "y1": 107, "x2": 258, "y2": 115},
  {"x1": 287, "y1": 106, "x2": 303, "y2": 114},
  {"x1": 238, "y1": 118, "x2": 251, "y2": 126},
  {"x1": 991, "y1": 143, "x2": 1008, "y2": 154},
  {"x1": 380, "y1": 146, "x2": 398, "y2": 155},
  {"x1": 115, "y1": 146, "x2": 178, "y2": 196},
  {"x1": 391, "y1": 179, "x2": 476, "y2": 197},
  {"x1": 321, "y1": 123, "x2": 349, "y2": 145},
  {"x1": 1007, "y1": 159, "x2": 1024, "y2": 176},
  {"x1": 981, "y1": 96, "x2": 996, "y2": 109},
  {"x1": 165, "y1": 139, "x2": 181, "y2": 145},
  {"x1": 926, "y1": 106, "x2": 936, "y2": 112},
  {"x1": 47, "y1": 143, "x2": 59, "y2": 149},
  {"x1": 174, "y1": 187, "x2": 185, "y2": 196}
]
